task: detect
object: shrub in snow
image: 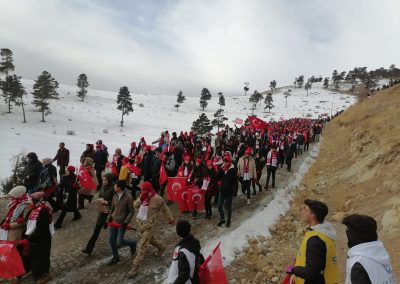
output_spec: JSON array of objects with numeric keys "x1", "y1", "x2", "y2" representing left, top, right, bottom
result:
[
  {"x1": 1, "y1": 152, "x2": 28, "y2": 195},
  {"x1": 66, "y1": 130, "x2": 75, "y2": 135},
  {"x1": 306, "y1": 113, "x2": 313, "y2": 117},
  {"x1": 103, "y1": 128, "x2": 108, "y2": 134},
  {"x1": 139, "y1": 103, "x2": 144, "y2": 107}
]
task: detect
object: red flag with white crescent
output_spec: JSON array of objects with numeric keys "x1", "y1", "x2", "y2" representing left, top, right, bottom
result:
[
  {"x1": 248, "y1": 116, "x2": 268, "y2": 130},
  {"x1": 78, "y1": 165, "x2": 97, "y2": 190},
  {"x1": 187, "y1": 186, "x2": 206, "y2": 211},
  {"x1": 198, "y1": 242, "x2": 228, "y2": 284},
  {"x1": 233, "y1": 117, "x2": 244, "y2": 125},
  {"x1": 176, "y1": 187, "x2": 190, "y2": 212},
  {"x1": 166, "y1": 177, "x2": 187, "y2": 201},
  {"x1": 0, "y1": 241, "x2": 25, "y2": 279}
]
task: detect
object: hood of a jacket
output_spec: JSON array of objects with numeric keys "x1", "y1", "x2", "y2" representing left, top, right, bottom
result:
[
  {"x1": 177, "y1": 234, "x2": 201, "y2": 255},
  {"x1": 348, "y1": 240, "x2": 391, "y2": 266},
  {"x1": 310, "y1": 221, "x2": 337, "y2": 240}
]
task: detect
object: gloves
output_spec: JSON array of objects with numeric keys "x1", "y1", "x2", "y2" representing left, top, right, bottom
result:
[
  {"x1": 2, "y1": 223, "x2": 10, "y2": 230},
  {"x1": 286, "y1": 265, "x2": 294, "y2": 274}
]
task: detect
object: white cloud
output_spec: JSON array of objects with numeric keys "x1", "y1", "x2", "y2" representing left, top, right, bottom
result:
[{"x1": 0, "y1": 0, "x2": 399, "y2": 96}]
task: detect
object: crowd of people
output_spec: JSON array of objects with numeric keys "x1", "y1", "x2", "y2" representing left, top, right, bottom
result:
[{"x1": 1, "y1": 114, "x2": 394, "y2": 284}]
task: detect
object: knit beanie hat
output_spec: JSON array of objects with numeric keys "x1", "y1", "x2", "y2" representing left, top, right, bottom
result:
[
  {"x1": 304, "y1": 199, "x2": 328, "y2": 223},
  {"x1": 67, "y1": 165, "x2": 76, "y2": 173},
  {"x1": 176, "y1": 220, "x2": 191, "y2": 238},
  {"x1": 342, "y1": 214, "x2": 378, "y2": 243},
  {"x1": 8, "y1": 185, "x2": 26, "y2": 198}
]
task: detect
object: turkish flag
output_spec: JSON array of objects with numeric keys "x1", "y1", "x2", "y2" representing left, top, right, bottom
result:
[
  {"x1": 159, "y1": 163, "x2": 168, "y2": 186},
  {"x1": 248, "y1": 116, "x2": 268, "y2": 130},
  {"x1": 281, "y1": 274, "x2": 295, "y2": 284},
  {"x1": 166, "y1": 177, "x2": 187, "y2": 201},
  {"x1": 233, "y1": 117, "x2": 244, "y2": 125},
  {"x1": 176, "y1": 187, "x2": 190, "y2": 212},
  {"x1": 78, "y1": 165, "x2": 97, "y2": 190},
  {"x1": 187, "y1": 186, "x2": 206, "y2": 211},
  {"x1": 0, "y1": 241, "x2": 25, "y2": 279},
  {"x1": 198, "y1": 242, "x2": 228, "y2": 284}
]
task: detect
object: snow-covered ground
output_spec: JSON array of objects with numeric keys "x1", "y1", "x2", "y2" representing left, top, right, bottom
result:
[{"x1": 0, "y1": 80, "x2": 356, "y2": 183}]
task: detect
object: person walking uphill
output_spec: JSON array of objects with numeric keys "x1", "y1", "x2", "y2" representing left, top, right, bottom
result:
[
  {"x1": 53, "y1": 142, "x2": 70, "y2": 177},
  {"x1": 81, "y1": 173, "x2": 116, "y2": 255},
  {"x1": 128, "y1": 181, "x2": 175, "y2": 278},
  {"x1": 217, "y1": 155, "x2": 236, "y2": 228},
  {"x1": 237, "y1": 147, "x2": 256, "y2": 205},
  {"x1": 342, "y1": 214, "x2": 395, "y2": 284},
  {"x1": 24, "y1": 152, "x2": 43, "y2": 194},
  {"x1": 166, "y1": 220, "x2": 203, "y2": 284},
  {"x1": 106, "y1": 180, "x2": 136, "y2": 265},
  {"x1": 286, "y1": 199, "x2": 339, "y2": 284}
]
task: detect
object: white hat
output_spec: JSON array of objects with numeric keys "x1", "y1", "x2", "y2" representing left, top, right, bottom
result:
[
  {"x1": 42, "y1": 158, "x2": 53, "y2": 166},
  {"x1": 8, "y1": 185, "x2": 27, "y2": 198}
]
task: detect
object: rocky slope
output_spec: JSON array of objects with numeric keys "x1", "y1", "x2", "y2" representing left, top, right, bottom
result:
[{"x1": 227, "y1": 85, "x2": 400, "y2": 283}]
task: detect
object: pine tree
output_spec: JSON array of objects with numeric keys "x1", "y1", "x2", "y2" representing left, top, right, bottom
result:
[
  {"x1": 297, "y1": 75, "x2": 304, "y2": 88},
  {"x1": 117, "y1": 86, "x2": 133, "y2": 127},
  {"x1": 249, "y1": 90, "x2": 263, "y2": 110},
  {"x1": 0, "y1": 152, "x2": 29, "y2": 194},
  {"x1": 191, "y1": 113, "x2": 213, "y2": 135},
  {"x1": 0, "y1": 48, "x2": 15, "y2": 76},
  {"x1": 304, "y1": 81, "x2": 312, "y2": 96},
  {"x1": 199, "y1": 87, "x2": 211, "y2": 110},
  {"x1": 264, "y1": 92, "x2": 274, "y2": 113},
  {"x1": 218, "y1": 92, "x2": 225, "y2": 109},
  {"x1": 269, "y1": 80, "x2": 277, "y2": 92},
  {"x1": 244, "y1": 82, "x2": 250, "y2": 95},
  {"x1": 77, "y1": 73, "x2": 89, "y2": 101},
  {"x1": 31, "y1": 71, "x2": 59, "y2": 122},
  {"x1": 211, "y1": 109, "x2": 228, "y2": 132},
  {"x1": 175, "y1": 90, "x2": 185, "y2": 111},
  {"x1": 323, "y1": 77, "x2": 329, "y2": 89},
  {"x1": 1, "y1": 75, "x2": 17, "y2": 113},
  {"x1": 13, "y1": 76, "x2": 27, "y2": 123},
  {"x1": 283, "y1": 89, "x2": 292, "y2": 108}
]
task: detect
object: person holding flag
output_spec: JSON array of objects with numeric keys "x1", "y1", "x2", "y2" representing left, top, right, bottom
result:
[
  {"x1": 128, "y1": 182, "x2": 175, "y2": 278},
  {"x1": 166, "y1": 220, "x2": 203, "y2": 284}
]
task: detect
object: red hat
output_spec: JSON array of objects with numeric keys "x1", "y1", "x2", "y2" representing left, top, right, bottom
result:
[
  {"x1": 184, "y1": 155, "x2": 191, "y2": 161},
  {"x1": 196, "y1": 157, "x2": 202, "y2": 164},
  {"x1": 131, "y1": 141, "x2": 136, "y2": 147},
  {"x1": 140, "y1": 181, "x2": 153, "y2": 193},
  {"x1": 146, "y1": 145, "x2": 152, "y2": 151},
  {"x1": 245, "y1": 147, "x2": 252, "y2": 155},
  {"x1": 223, "y1": 156, "x2": 232, "y2": 163},
  {"x1": 206, "y1": 160, "x2": 213, "y2": 167},
  {"x1": 67, "y1": 165, "x2": 76, "y2": 173}
]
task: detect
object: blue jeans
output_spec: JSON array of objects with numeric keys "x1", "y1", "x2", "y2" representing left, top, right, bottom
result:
[{"x1": 108, "y1": 226, "x2": 136, "y2": 259}]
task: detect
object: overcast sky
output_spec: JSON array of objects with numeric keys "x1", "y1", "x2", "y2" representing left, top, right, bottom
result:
[{"x1": 1, "y1": 0, "x2": 399, "y2": 96}]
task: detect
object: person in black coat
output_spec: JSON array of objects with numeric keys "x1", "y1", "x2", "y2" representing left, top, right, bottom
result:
[
  {"x1": 141, "y1": 146, "x2": 154, "y2": 182},
  {"x1": 217, "y1": 156, "x2": 236, "y2": 228},
  {"x1": 24, "y1": 191, "x2": 53, "y2": 283},
  {"x1": 54, "y1": 166, "x2": 81, "y2": 229},
  {"x1": 150, "y1": 147, "x2": 162, "y2": 192},
  {"x1": 168, "y1": 220, "x2": 202, "y2": 284},
  {"x1": 24, "y1": 152, "x2": 43, "y2": 194},
  {"x1": 285, "y1": 140, "x2": 297, "y2": 172},
  {"x1": 94, "y1": 145, "x2": 108, "y2": 190}
]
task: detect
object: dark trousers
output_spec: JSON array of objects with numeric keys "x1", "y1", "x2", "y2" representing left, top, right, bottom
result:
[
  {"x1": 78, "y1": 194, "x2": 93, "y2": 209},
  {"x1": 218, "y1": 191, "x2": 232, "y2": 223},
  {"x1": 96, "y1": 169, "x2": 103, "y2": 190},
  {"x1": 278, "y1": 151, "x2": 285, "y2": 167},
  {"x1": 58, "y1": 165, "x2": 66, "y2": 178},
  {"x1": 240, "y1": 179, "x2": 251, "y2": 199},
  {"x1": 252, "y1": 171, "x2": 262, "y2": 192},
  {"x1": 54, "y1": 209, "x2": 81, "y2": 227},
  {"x1": 85, "y1": 213, "x2": 108, "y2": 253},
  {"x1": 266, "y1": 166, "x2": 277, "y2": 188},
  {"x1": 205, "y1": 191, "x2": 213, "y2": 217},
  {"x1": 286, "y1": 157, "x2": 293, "y2": 171},
  {"x1": 30, "y1": 238, "x2": 51, "y2": 281},
  {"x1": 213, "y1": 190, "x2": 219, "y2": 206}
]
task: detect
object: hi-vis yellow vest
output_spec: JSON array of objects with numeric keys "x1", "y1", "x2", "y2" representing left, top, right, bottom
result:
[{"x1": 293, "y1": 230, "x2": 339, "y2": 284}]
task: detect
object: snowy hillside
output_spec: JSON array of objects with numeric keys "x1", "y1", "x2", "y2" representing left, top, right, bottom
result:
[{"x1": 0, "y1": 80, "x2": 356, "y2": 181}]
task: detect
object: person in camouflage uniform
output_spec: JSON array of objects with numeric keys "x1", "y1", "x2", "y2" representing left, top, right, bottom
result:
[{"x1": 127, "y1": 182, "x2": 175, "y2": 278}]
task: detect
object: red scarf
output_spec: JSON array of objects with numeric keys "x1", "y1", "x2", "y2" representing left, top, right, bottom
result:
[
  {"x1": 29, "y1": 202, "x2": 52, "y2": 223},
  {"x1": 223, "y1": 162, "x2": 232, "y2": 172},
  {"x1": 2, "y1": 194, "x2": 29, "y2": 227},
  {"x1": 140, "y1": 190, "x2": 156, "y2": 206},
  {"x1": 243, "y1": 158, "x2": 249, "y2": 173}
]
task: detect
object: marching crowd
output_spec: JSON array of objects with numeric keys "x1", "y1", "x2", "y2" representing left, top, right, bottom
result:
[{"x1": 0, "y1": 114, "x2": 395, "y2": 284}]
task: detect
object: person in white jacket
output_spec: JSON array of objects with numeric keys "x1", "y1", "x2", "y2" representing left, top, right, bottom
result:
[{"x1": 342, "y1": 214, "x2": 395, "y2": 284}]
